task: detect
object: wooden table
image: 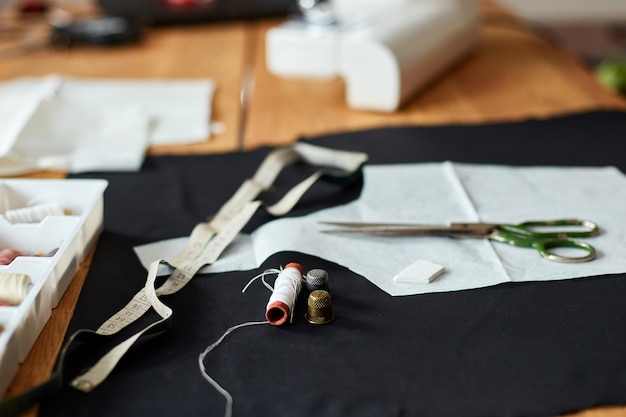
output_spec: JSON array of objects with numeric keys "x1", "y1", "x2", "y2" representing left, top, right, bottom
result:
[{"x1": 1, "y1": 2, "x2": 625, "y2": 416}]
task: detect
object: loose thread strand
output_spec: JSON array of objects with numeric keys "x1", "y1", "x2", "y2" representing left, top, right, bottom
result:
[
  {"x1": 241, "y1": 268, "x2": 281, "y2": 293},
  {"x1": 198, "y1": 320, "x2": 269, "y2": 417}
]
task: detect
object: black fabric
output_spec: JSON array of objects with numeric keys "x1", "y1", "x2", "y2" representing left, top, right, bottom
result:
[{"x1": 40, "y1": 110, "x2": 626, "y2": 417}]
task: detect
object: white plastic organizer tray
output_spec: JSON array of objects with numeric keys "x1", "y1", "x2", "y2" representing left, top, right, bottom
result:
[{"x1": 0, "y1": 178, "x2": 107, "y2": 398}]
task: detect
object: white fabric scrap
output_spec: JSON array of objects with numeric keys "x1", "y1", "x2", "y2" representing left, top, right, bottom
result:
[
  {"x1": 56, "y1": 76, "x2": 215, "y2": 146},
  {"x1": 0, "y1": 75, "x2": 215, "y2": 175},
  {"x1": 13, "y1": 97, "x2": 149, "y2": 173},
  {"x1": 134, "y1": 163, "x2": 626, "y2": 296}
]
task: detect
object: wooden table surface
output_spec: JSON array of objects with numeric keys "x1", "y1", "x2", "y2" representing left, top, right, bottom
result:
[{"x1": 1, "y1": 2, "x2": 626, "y2": 416}]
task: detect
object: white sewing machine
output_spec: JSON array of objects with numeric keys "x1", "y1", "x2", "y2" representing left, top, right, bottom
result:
[{"x1": 265, "y1": 0, "x2": 480, "y2": 112}]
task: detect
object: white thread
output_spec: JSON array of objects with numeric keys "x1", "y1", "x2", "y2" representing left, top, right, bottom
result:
[
  {"x1": 241, "y1": 268, "x2": 280, "y2": 294},
  {"x1": 0, "y1": 273, "x2": 32, "y2": 305},
  {"x1": 242, "y1": 264, "x2": 303, "y2": 324},
  {"x1": 266, "y1": 266, "x2": 302, "y2": 322},
  {"x1": 4, "y1": 202, "x2": 65, "y2": 224},
  {"x1": 198, "y1": 265, "x2": 303, "y2": 415},
  {"x1": 198, "y1": 320, "x2": 269, "y2": 417}
]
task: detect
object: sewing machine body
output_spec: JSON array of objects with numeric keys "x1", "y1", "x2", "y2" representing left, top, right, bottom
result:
[{"x1": 266, "y1": 0, "x2": 480, "y2": 111}]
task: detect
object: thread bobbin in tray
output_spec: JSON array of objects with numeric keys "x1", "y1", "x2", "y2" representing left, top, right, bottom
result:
[{"x1": 0, "y1": 179, "x2": 107, "y2": 398}]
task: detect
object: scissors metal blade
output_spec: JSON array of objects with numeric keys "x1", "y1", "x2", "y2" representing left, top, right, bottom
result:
[{"x1": 319, "y1": 221, "x2": 496, "y2": 237}]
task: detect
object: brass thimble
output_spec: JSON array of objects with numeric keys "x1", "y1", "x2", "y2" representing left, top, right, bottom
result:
[{"x1": 305, "y1": 290, "x2": 334, "y2": 324}]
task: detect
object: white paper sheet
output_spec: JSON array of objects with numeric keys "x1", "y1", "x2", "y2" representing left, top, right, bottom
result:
[
  {"x1": 0, "y1": 75, "x2": 215, "y2": 175},
  {"x1": 134, "y1": 163, "x2": 626, "y2": 296},
  {"x1": 56, "y1": 76, "x2": 215, "y2": 146},
  {"x1": 14, "y1": 97, "x2": 150, "y2": 172}
]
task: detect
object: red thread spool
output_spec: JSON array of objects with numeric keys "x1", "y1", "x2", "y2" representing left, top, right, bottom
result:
[
  {"x1": 265, "y1": 262, "x2": 303, "y2": 326},
  {"x1": 0, "y1": 248, "x2": 23, "y2": 265}
]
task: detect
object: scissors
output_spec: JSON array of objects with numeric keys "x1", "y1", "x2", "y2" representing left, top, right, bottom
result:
[{"x1": 320, "y1": 219, "x2": 599, "y2": 263}]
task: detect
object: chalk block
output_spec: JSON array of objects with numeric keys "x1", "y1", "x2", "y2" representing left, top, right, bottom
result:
[{"x1": 393, "y1": 259, "x2": 445, "y2": 284}]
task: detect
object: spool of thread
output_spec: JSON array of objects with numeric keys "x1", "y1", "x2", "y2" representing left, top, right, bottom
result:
[
  {"x1": 0, "y1": 248, "x2": 23, "y2": 265},
  {"x1": 4, "y1": 202, "x2": 67, "y2": 224},
  {"x1": 304, "y1": 268, "x2": 329, "y2": 293},
  {"x1": 0, "y1": 248, "x2": 58, "y2": 265},
  {"x1": 265, "y1": 262, "x2": 303, "y2": 326},
  {"x1": 0, "y1": 273, "x2": 32, "y2": 305}
]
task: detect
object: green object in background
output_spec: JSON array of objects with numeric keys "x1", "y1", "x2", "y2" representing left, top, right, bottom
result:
[{"x1": 596, "y1": 58, "x2": 626, "y2": 95}]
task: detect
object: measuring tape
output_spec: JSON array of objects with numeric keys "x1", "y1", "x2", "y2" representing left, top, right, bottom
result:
[
  {"x1": 63, "y1": 142, "x2": 368, "y2": 393},
  {"x1": 0, "y1": 142, "x2": 367, "y2": 416}
]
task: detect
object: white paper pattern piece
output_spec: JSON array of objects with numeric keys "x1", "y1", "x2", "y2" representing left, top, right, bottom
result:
[
  {"x1": 0, "y1": 75, "x2": 215, "y2": 175},
  {"x1": 135, "y1": 163, "x2": 626, "y2": 296},
  {"x1": 56, "y1": 76, "x2": 215, "y2": 146},
  {"x1": 393, "y1": 259, "x2": 446, "y2": 283}
]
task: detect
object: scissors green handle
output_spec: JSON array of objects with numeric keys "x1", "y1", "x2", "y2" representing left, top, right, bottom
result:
[
  {"x1": 491, "y1": 219, "x2": 599, "y2": 263},
  {"x1": 497, "y1": 219, "x2": 599, "y2": 239},
  {"x1": 490, "y1": 230, "x2": 597, "y2": 263}
]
